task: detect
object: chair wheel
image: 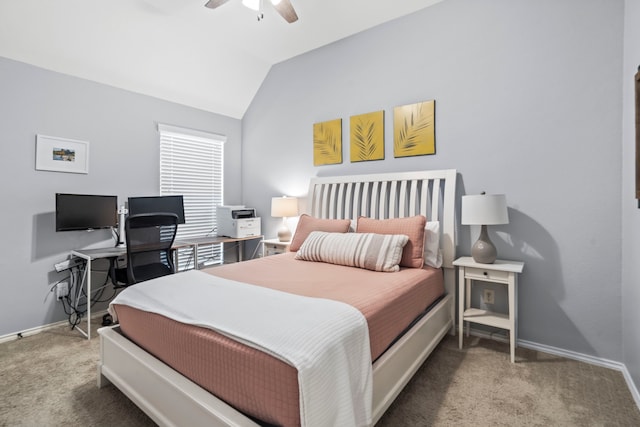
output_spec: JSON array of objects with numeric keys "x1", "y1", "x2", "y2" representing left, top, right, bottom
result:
[{"x1": 102, "y1": 313, "x2": 113, "y2": 326}]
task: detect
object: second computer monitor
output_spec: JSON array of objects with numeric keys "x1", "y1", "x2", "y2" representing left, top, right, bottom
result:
[{"x1": 127, "y1": 195, "x2": 186, "y2": 224}]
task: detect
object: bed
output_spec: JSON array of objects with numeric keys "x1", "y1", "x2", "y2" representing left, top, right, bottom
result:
[{"x1": 97, "y1": 169, "x2": 458, "y2": 427}]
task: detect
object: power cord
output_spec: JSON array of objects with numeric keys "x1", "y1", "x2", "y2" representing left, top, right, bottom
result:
[{"x1": 60, "y1": 260, "x2": 117, "y2": 329}]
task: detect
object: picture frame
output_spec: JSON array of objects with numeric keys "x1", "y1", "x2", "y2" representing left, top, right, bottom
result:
[
  {"x1": 313, "y1": 119, "x2": 342, "y2": 166},
  {"x1": 350, "y1": 110, "x2": 384, "y2": 162},
  {"x1": 35, "y1": 134, "x2": 89, "y2": 174},
  {"x1": 636, "y1": 66, "x2": 639, "y2": 204},
  {"x1": 393, "y1": 100, "x2": 436, "y2": 158}
]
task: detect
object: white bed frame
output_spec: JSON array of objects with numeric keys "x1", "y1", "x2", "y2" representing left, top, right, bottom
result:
[{"x1": 98, "y1": 169, "x2": 458, "y2": 427}]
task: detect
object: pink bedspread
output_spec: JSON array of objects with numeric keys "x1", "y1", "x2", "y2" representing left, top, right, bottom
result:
[
  {"x1": 207, "y1": 252, "x2": 443, "y2": 360},
  {"x1": 112, "y1": 252, "x2": 444, "y2": 427}
]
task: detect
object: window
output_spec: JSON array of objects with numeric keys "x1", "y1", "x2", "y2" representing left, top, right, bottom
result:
[{"x1": 158, "y1": 124, "x2": 225, "y2": 269}]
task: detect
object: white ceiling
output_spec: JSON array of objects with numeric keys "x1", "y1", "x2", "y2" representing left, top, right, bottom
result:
[{"x1": 0, "y1": 0, "x2": 443, "y2": 119}]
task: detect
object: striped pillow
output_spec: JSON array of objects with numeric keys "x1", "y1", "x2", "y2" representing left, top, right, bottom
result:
[{"x1": 295, "y1": 231, "x2": 409, "y2": 272}]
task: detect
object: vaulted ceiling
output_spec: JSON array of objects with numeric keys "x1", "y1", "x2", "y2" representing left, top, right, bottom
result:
[{"x1": 0, "y1": 0, "x2": 443, "y2": 119}]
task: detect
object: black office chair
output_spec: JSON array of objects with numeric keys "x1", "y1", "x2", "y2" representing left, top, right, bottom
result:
[{"x1": 109, "y1": 213, "x2": 179, "y2": 287}]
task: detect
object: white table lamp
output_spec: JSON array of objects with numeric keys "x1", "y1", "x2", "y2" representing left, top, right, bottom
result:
[
  {"x1": 461, "y1": 193, "x2": 509, "y2": 264},
  {"x1": 271, "y1": 196, "x2": 298, "y2": 242}
]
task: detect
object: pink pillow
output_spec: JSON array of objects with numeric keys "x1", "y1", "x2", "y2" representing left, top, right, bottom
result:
[
  {"x1": 289, "y1": 214, "x2": 351, "y2": 252},
  {"x1": 356, "y1": 215, "x2": 426, "y2": 268}
]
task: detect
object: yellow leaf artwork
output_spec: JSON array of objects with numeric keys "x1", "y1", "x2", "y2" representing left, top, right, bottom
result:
[
  {"x1": 313, "y1": 119, "x2": 342, "y2": 166},
  {"x1": 350, "y1": 111, "x2": 384, "y2": 162},
  {"x1": 393, "y1": 100, "x2": 435, "y2": 158}
]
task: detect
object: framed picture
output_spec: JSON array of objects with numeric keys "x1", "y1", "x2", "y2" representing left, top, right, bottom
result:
[
  {"x1": 313, "y1": 119, "x2": 342, "y2": 166},
  {"x1": 636, "y1": 66, "x2": 639, "y2": 204},
  {"x1": 35, "y1": 134, "x2": 89, "y2": 174},
  {"x1": 393, "y1": 100, "x2": 436, "y2": 158},
  {"x1": 350, "y1": 110, "x2": 384, "y2": 162}
]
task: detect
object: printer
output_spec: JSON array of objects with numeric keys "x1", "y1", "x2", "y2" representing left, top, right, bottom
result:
[{"x1": 216, "y1": 205, "x2": 261, "y2": 238}]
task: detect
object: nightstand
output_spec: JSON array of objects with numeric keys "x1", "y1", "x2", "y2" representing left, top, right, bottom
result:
[
  {"x1": 453, "y1": 256, "x2": 524, "y2": 363},
  {"x1": 262, "y1": 238, "x2": 291, "y2": 256}
]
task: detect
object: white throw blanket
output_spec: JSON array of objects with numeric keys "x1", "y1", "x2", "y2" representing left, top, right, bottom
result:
[{"x1": 109, "y1": 270, "x2": 373, "y2": 427}]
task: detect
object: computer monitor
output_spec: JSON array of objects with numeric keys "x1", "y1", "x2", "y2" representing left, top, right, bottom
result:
[
  {"x1": 127, "y1": 195, "x2": 186, "y2": 224},
  {"x1": 55, "y1": 193, "x2": 118, "y2": 232}
]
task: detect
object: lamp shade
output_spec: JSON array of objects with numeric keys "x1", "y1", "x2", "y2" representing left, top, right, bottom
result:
[
  {"x1": 461, "y1": 194, "x2": 509, "y2": 225},
  {"x1": 271, "y1": 196, "x2": 298, "y2": 218},
  {"x1": 242, "y1": 0, "x2": 260, "y2": 10}
]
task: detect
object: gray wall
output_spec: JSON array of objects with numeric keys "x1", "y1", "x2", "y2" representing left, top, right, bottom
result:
[
  {"x1": 622, "y1": 0, "x2": 640, "y2": 394},
  {"x1": 243, "y1": 0, "x2": 625, "y2": 362},
  {"x1": 1, "y1": 0, "x2": 635, "y2": 396},
  {"x1": 0, "y1": 57, "x2": 242, "y2": 337}
]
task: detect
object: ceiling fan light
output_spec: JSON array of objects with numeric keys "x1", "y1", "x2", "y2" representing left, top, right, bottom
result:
[
  {"x1": 270, "y1": 0, "x2": 282, "y2": 5},
  {"x1": 242, "y1": 0, "x2": 260, "y2": 11}
]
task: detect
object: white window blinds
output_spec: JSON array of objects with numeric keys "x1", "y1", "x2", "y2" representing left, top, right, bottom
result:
[{"x1": 158, "y1": 124, "x2": 225, "y2": 269}]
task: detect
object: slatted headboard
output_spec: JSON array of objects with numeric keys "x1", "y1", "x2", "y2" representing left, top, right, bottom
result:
[{"x1": 307, "y1": 169, "x2": 458, "y2": 326}]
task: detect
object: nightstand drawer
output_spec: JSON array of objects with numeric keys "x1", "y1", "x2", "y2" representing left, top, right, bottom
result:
[
  {"x1": 263, "y1": 242, "x2": 289, "y2": 256},
  {"x1": 464, "y1": 267, "x2": 510, "y2": 283}
]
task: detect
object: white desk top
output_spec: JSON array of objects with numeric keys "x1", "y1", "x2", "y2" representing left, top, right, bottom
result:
[
  {"x1": 180, "y1": 235, "x2": 263, "y2": 245},
  {"x1": 72, "y1": 247, "x2": 126, "y2": 259},
  {"x1": 72, "y1": 235, "x2": 263, "y2": 260}
]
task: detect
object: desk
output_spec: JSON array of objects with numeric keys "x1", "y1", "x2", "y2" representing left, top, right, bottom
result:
[
  {"x1": 171, "y1": 240, "x2": 199, "y2": 270},
  {"x1": 70, "y1": 243, "x2": 194, "y2": 340},
  {"x1": 70, "y1": 247, "x2": 127, "y2": 340},
  {"x1": 179, "y1": 234, "x2": 263, "y2": 266},
  {"x1": 69, "y1": 235, "x2": 262, "y2": 339}
]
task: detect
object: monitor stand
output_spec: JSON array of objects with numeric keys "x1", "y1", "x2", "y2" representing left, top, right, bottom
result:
[{"x1": 116, "y1": 205, "x2": 128, "y2": 248}]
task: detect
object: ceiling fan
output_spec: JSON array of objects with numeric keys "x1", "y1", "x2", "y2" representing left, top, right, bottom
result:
[{"x1": 205, "y1": 0, "x2": 298, "y2": 23}]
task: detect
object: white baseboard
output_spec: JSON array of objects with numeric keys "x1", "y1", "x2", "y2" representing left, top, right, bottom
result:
[
  {"x1": 0, "y1": 310, "x2": 109, "y2": 344},
  {"x1": 621, "y1": 364, "x2": 640, "y2": 410},
  {"x1": 0, "y1": 319, "x2": 68, "y2": 344},
  {"x1": 464, "y1": 326, "x2": 640, "y2": 411},
  {"x1": 517, "y1": 338, "x2": 640, "y2": 411}
]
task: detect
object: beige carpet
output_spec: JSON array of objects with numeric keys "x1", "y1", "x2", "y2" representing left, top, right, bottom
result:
[{"x1": 1, "y1": 318, "x2": 639, "y2": 427}]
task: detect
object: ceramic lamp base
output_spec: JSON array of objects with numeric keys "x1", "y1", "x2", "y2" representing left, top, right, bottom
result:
[
  {"x1": 471, "y1": 224, "x2": 497, "y2": 264},
  {"x1": 277, "y1": 220, "x2": 291, "y2": 242}
]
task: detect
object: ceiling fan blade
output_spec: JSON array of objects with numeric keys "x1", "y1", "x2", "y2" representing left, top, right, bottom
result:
[
  {"x1": 205, "y1": 0, "x2": 231, "y2": 9},
  {"x1": 272, "y1": 0, "x2": 298, "y2": 23}
]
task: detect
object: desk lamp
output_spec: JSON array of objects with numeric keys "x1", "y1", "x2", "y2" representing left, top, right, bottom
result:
[
  {"x1": 461, "y1": 193, "x2": 509, "y2": 264},
  {"x1": 271, "y1": 196, "x2": 298, "y2": 242}
]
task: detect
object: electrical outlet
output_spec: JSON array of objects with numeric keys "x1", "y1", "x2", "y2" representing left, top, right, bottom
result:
[
  {"x1": 56, "y1": 281, "x2": 69, "y2": 300},
  {"x1": 483, "y1": 289, "x2": 495, "y2": 304}
]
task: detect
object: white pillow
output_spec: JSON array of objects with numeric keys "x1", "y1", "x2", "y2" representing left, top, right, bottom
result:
[
  {"x1": 295, "y1": 231, "x2": 409, "y2": 272},
  {"x1": 424, "y1": 221, "x2": 443, "y2": 268}
]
